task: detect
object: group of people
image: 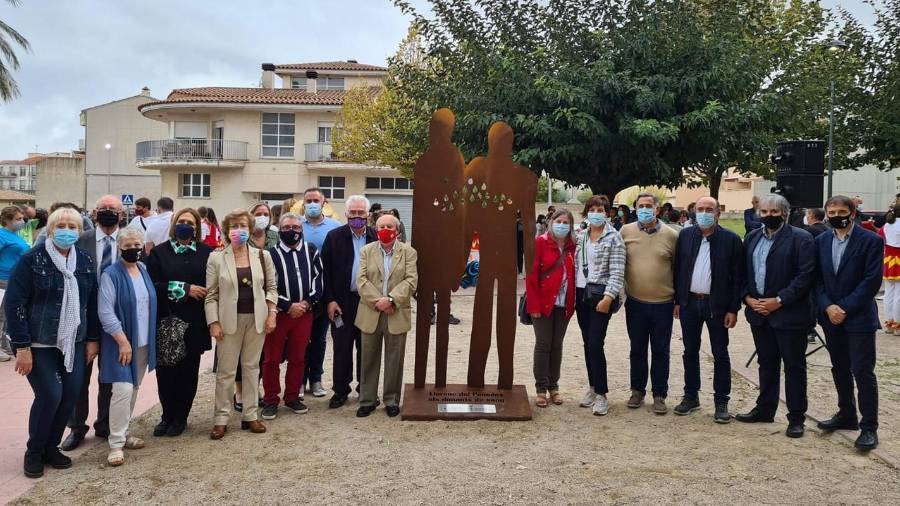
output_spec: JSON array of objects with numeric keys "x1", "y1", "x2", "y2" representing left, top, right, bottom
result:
[
  {"x1": 5, "y1": 189, "x2": 418, "y2": 478},
  {"x1": 525, "y1": 191, "x2": 894, "y2": 454}
]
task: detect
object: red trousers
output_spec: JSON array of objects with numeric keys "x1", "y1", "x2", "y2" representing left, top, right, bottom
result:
[{"x1": 262, "y1": 312, "x2": 312, "y2": 405}]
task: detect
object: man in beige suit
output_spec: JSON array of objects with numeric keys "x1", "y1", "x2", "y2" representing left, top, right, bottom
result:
[{"x1": 355, "y1": 214, "x2": 418, "y2": 418}]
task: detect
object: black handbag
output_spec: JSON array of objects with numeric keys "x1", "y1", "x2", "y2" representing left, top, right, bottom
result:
[
  {"x1": 156, "y1": 296, "x2": 188, "y2": 367},
  {"x1": 519, "y1": 250, "x2": 566, "y2": 326}
]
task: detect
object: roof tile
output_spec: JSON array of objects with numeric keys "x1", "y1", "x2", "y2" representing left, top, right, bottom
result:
[
  {"x1": 140, "y1": 87, "x2": 379, "y2": 110},
  {"x1": 275, "y1": 61, "x2": 387, "y2": 72}
]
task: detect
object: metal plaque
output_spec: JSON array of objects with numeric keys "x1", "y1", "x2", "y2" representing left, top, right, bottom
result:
[{"x1": 437, "y1": 403, "x2": 497, "y2": 414}]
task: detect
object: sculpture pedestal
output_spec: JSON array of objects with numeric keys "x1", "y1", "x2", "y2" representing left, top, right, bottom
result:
[{"x1": 401, "y1": 383, "x2": 532, "y2": 421}]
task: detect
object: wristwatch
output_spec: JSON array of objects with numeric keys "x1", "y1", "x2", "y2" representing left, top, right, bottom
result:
[
  {"x1": 775, "y1": 296, "x2": 783, "y2": 305},
  {"x1": 388, "y1": 296, "x2": 396, "y2": 307}
]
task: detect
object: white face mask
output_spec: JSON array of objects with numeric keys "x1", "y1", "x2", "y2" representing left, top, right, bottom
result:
[{"x1": 254, "y1": 215, "x2": 269, "y2": 230}]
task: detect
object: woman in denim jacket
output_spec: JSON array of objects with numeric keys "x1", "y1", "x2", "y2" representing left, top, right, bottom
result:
[{"x1": 5, "y1": 207, "x2": 99, "y2": 479}]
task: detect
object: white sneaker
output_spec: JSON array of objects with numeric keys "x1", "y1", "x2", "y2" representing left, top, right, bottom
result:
[
  {"x1": 579, "y1": 389, "x2": 597, "y2": 408},
  {"x1": 592, "y1": 394, "x2": 609, "y2": 416},
  {"x1": 0, "y1": 349, "x2": 10, "y2": 362},
  {"x1": 311, "y1": 381, "x2": 327, "y2": 397}
]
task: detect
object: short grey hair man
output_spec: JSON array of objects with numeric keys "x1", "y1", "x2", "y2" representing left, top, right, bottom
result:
[
  {"x1": 279, "y1": 212, "x2": 303, "y2": 227},
  {"x1": 345, "y1": 195, "x2": 371, "y2": 214},
  {"x1": 757, "y1": 194, "x2": 790, "y2": 217}
]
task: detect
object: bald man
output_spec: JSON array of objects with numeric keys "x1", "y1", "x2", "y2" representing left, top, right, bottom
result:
[
  {"x1": 673, "y1": 197, "x2": 744, "y2": 423},
  {"x1": 61, "y1": 194, "x2": 124, "y2": 450}
]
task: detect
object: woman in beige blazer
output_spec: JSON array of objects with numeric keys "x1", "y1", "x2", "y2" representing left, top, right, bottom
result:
[{"x1": 205, "y1": 209, "x2": 277, "y2": 439}]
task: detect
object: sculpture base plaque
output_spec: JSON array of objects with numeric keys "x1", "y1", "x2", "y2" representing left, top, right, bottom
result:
[{"x1": 401, "y1": 383, "x2": 532, "y2": 421}]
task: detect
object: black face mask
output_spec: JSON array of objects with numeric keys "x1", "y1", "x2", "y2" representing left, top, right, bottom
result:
[
  {"x1": 828, "y1": 214, "x2": 852, "y2": 230},
  {"x1": 121, "y1": 247, "x2": 142, "y2": 263},
  {"x1": 280, "y1": 230, "x2": 301, "y2": 246},
  {"x1": 761, "y1": 215, "x2": 784, "y2": 230},
  {"x1": 97, "y1": 210, "x2": 119, "y2": 227}
]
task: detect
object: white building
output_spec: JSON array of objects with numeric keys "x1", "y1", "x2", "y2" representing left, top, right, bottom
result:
[{"x1": 0, "y1": 155, "x2": 41, "y2": 194}]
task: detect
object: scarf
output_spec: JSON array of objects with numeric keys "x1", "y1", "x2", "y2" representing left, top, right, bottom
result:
[{"x1": 44, "y1": 239, "x2": 82, "y2": 372}]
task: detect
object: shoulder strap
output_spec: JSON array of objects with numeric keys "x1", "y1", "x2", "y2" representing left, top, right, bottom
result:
[
  {"x1": 258, "y1": 249, "x2": 268, "y2": 289},
  {"x1": 540, "y1": 247, "x2": 566, "y2": 281}
]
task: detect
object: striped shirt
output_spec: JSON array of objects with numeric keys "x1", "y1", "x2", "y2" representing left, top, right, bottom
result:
[{"x1": 269, "y1": 241, "x2": 324, "y2": 312}]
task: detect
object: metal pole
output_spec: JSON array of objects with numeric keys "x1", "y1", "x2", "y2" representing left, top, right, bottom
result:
[
  {"x1": 547, "y1": 175, "x2": 552, "y2": 205},
  {"x1": 827, "y1": 79, "x2": 835, "y2": 199}
]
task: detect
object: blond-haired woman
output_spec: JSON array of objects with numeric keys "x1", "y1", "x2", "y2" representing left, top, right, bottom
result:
[
  {"x1": 5, "y1": 207, "x2": 99, "y2": 478},
  {"x1": 206, "y1": 209, "x2": 277, "y2": 439}
]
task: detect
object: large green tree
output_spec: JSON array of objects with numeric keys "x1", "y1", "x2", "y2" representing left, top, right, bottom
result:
[{"x1": 0, "y1": 0, "x2": 30, "y2": 101}]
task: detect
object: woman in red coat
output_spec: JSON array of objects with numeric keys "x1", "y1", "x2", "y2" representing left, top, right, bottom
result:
[{"x1": 526, "y1": 209, "x2": 576, "y2": 407}]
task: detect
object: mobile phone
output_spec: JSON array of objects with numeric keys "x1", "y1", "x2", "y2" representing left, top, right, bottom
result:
[{"x1": 334, "y1": 315, "x2": 344, "y2": 329}]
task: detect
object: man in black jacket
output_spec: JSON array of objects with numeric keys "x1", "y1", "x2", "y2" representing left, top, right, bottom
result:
[
  {"x1": 736, "y1": 194, "x2": 815, "y2": 438},
  {"x1": 321, "y1": 196, "x2": 376, "y2": 408},
  {"x1": 804, "y1": 208, "x2": 828, "y2": 238},
  {"x1": 673, "y1": 197, "x2": 744, "y2": 423}
]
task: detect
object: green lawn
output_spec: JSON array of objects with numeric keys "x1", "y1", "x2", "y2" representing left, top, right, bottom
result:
[{"x1": 719, "y1": 218, "x2": 745, "y2": 236}]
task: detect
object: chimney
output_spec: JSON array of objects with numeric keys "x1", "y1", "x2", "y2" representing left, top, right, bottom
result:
[
  {"x1": 140, "y1": 86, "x2": 151, "y2": 97},
  {"x1": 261, "y1": 63, "x2": 276, "y2": 89},
  {"x1": 306, "y1": 70, "x2": 318, "y2": 93}
]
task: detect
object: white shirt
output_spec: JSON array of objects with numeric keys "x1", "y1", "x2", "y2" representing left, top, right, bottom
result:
[
  {"x1": 555, "y1": 245, "x2": 568, "y2": 307},
  {"x1": 127, "y1": 214, "x2": 153, "y2": 233},
  {"x1": 883, "y1": 221, "x2": 900, "y2": 248},
  {"x1": 689, "y1": 237, "x2": 712, "y2": 294},
  {"x1": 143, "y1": 211, "x2": 173, "y2": 247},
  {"x1": 96, "y1": 227, "x2": 119, "y2": 269},
  {"x1": 575, "y1": 236, "x2": 598, "y2": 289}
]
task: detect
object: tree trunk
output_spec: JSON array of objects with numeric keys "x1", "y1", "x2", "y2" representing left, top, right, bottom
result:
[{"x1": 708, "y1": 167, "x2": 725, "y2": 201}]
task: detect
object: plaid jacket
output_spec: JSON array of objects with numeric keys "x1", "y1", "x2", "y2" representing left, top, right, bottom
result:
[{"x1": 575, "y1": 225, "x2": 626, "y2": 299}]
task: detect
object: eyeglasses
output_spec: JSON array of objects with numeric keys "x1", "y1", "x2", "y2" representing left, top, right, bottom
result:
[
  {"x1": 97, "y1": 207, "x2": 118, "y2": 213},
  {"x1": 280, "y1": 226, "x2": 302, "y2": 232}
]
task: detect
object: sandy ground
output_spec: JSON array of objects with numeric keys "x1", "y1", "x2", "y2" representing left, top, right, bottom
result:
[{"x1": 12, "y1": 294, "x2": 900, "y2": 505}]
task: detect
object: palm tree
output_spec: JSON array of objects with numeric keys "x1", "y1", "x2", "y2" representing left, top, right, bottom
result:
[{"x1": 0, "y1": 0, "x2": 30, "y2": 101}]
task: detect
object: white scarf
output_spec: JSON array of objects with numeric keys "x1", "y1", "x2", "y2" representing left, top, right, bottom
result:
[{"x1": 44, "y1": 239, "x2": 81, "y2": 372}]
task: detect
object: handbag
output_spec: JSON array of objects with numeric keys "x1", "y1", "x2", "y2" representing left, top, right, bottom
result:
[
  {"x1": 156, "y1": 301, "x2": 188, "y2": 367},
  {"x1": 519, "y1": 247, "x2": 567, "y2": 326}
]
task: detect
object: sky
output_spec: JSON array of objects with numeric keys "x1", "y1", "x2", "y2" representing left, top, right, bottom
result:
[{"x1": 0, "y1": 0, "x2": 877, "y2": 159}]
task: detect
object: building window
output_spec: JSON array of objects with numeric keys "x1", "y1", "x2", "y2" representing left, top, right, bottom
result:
[
  {"x1": 261, "y1": 113, "x2": 295, "y2": 158},
  {"x1": 316, "y1": 77, "x2": 345, "y2": 91},
  {"x1": 318, "y1": 176, "x2": 345, "y2": 200},
  {"x1": 181, "y1": 173, "x2": 211, "y2": 198},
  {"x1": 291, "y1": 77, "x2": 307, "y2": 89},
  {"x1": 365, "y1": 177, "x2": 413, "y2": 190},
  {"x1": 318, "y1": 124, "x2": 333, "y2": 143}
]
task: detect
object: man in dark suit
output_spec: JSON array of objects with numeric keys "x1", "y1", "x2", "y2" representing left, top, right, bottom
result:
[
  {"x1": 803, "y1": 208, "x2": 828, "y2": 237},
  {"x1": 814, "y1": 195, "x2": 883, "y2": 451},
  {"x1": 673, "y1": 197, "x2": 744, "y2": 423},
  {"x1": 743, "y1": 196, "x2": 762, "y2": 237},
  {"x1": 60, "y1": 195, "x2": 122, "y2": 450},
  {"x1": 321, "y1": 195, "x2": 376, "y2": 408},
  {"x1": 736, "y1": 194, "x2": 815, "y2": 438}
]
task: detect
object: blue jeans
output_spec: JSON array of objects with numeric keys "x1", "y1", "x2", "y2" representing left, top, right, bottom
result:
[
  {"x1": 625, "y1": 299, "x2": 674, "y2": 398},
  {"x1": 26, "y1": 342, "x2": 86, "y2": 454},
  {"x1": 304, "y1": 313, "x2": 329, "y2": 385},
  {"x1": 678, "y1": 297, "x2": 731, "y2": 404}
]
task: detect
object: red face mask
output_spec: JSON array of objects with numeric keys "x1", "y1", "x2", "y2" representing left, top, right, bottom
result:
[
  {"x1": 134, "y1": 208, "x2": 145, "y2": 216},
  {"x1": 377, "y1": 228, "x2": 398, "y2": 244}
]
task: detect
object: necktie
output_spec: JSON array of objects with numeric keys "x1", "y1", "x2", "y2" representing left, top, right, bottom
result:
[{"x1": 100, "y1": 236, "x2": 113, "y2": 278}]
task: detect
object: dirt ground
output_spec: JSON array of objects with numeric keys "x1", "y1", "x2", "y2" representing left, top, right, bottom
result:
[{"x1": 13, "y1": 294, "x2": 900, "y2": 505}]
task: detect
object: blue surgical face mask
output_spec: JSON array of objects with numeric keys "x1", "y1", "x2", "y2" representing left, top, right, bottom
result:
[
  {"x1": 695, "y1": 211, "x2": 716, "y2": 229},
  {"x1": 305, "y1": 202, "x2": 322, "y2": 218},
  {"x1": 52, "y1": 228, "x2": 79, "y2": 249},
  {"x1": 551, "y1": 223, "x2": 571, "y2": 237},
  {"x1": 636, "y1": 208, "x2": 656, "y2": 224},
  {"x1": 587, "y1": 212, "x2": 607, "y2": 227}
]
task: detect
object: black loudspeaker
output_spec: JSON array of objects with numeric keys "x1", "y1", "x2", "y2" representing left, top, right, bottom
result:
[{"x1": 771, "y1": 140, "x2": 825, "y2": 209}]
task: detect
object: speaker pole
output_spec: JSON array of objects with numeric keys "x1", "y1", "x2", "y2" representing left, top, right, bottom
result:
[{"x1": 827, "y1": 79, "x2": 835, "y2": 199}]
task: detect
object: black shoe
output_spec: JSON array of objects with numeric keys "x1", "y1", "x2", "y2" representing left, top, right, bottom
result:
[
  {"x1": 735, "y1": 408, "x2": 775, "y2": 424},
  {"x1": 714, "y1": 403, "x2": 731, "y2": 424},
  {"x1": 386, "y1": 405, "x2": 401, "y2": 417},
  {"x1": 448, "y1": 314, "x2": 461, "y2": 325},
  {"x1": 807, "y1": 333, "x2": 817, "y2": 344},
  {"x1": 261, "y1": 404, "x2": 279, "y2": 420},
  {"x1": 329, "y1": 395, "x2": 348, "y2": 409},
  {"x1": 786, "y1": 424, "x2": 805, "y2": 438},
  {"x1": 233, "y1": 394, "x2": 243, "y2": 413},
  {"x1": 24, "y1": 451, "x2": 43, "y2": 479},
  {"x1": 855, "y1": 430, "x2": 878, "y2": 451},
  {"x1": 42, "y1": 447, "x2": 72, "y2": 469},
  {"x1": 673, "y1": 397, "x2": 700, "y2": 416},
  {"x1": 430, "y1": 313, "x2": 435, "y2": 325},
  {"x1": 153, "y1": 420, "x2": 170, "y2": 437},
  {"x1": 60, "y1": 429, "x2": 86, "y2": 451},
  {"x1": 817, "y1": 413, "x2": 859, "y2": 432},
  {"x1": 356, "y1": 405, "x2": 376, "y2": 418},
  {"x1": 166, "y1": 420, "x2": 186, "y2": 437},
  {"x1": 93, "y1": 427, "x2": 110, "y2": 439},
  {"x1": 287, "y1": 399, "x2": 309, "y2": 414}
]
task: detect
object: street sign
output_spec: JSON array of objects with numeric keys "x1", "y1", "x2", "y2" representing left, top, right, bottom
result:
[{"x1": 121, "y1": 194, "x2": 134, "y2": 206}]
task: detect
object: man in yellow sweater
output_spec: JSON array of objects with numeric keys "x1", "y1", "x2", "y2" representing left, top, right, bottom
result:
[{"x1": 620, "y1": 193, "x2": 679, "y2": 414}]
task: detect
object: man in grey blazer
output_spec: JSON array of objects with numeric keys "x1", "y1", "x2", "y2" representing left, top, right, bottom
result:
[{"x1": 60, "y1": 195, "x2": 123, "y2": 450}]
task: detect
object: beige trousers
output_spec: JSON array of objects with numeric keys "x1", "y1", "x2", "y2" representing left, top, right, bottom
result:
[
  {"x1": 214, "y1": 314, "x2": 265, "y2": 424},
  {"x1": 360, "y1": 313, "x2": 407, "y2": 408},
  {"x1": 108, "y1": 346, "x2": 148, "y2": 449}
]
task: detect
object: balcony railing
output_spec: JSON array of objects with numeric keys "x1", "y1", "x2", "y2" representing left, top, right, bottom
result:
[
  {"x1": 136, "y1": 139, "x2": 248, "y2": 164},
  {"x1": 304, "y1": 142, "x2": 338, "y2": 162}
]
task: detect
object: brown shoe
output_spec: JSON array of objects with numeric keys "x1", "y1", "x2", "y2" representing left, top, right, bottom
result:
[
  {"x1": 653, "y1": 396, "x2": 668, "y2": 415},
  {"x1": 209, "y1": 425, "x2": 227, "y2": 440},
  {"x1": 627, "y1": 389, "x2": 644, "y2": 409},
  {"x1": 241, "y1": 420, "x2": 267, "y2": 433}
]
